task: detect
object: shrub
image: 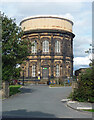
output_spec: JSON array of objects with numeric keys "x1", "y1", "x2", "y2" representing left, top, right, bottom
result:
[
  {"x1": 9, "y1": 85, "x2": 21, "y2": 96},
  {"x1": 71, "y1": 67, "x2": 94, "y2": 103}
]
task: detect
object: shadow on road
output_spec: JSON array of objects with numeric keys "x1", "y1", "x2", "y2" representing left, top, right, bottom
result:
[
  {"x1": 20, "y1": 88, "x2": 32, "y2": 94},
  {"x1": 20, "y1": 84, "x2": 48, "y2": 94},
  {"x1": 2, "y1": 109, "x2": 91, "y2": 120},
  {"x1": 2, "y1": 109, "x2": 56, "y2": 118}
]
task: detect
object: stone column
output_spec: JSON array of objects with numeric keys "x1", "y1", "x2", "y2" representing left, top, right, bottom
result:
[
  {"x1": 37, "y1": 60, "x2": 41, "y2": 77},
  {"x1": 37, "y1": 34, "x2": 41, "y2": 78},
  {"x1": 60, "y1": 65, "x2": 62, "y2": 77},
  {"x1": 72, "y1": 81, "x2": 78, "y2": 92},
  {"x1": 2, "y1": 81, "x2": 9, "y2": 98},
  {"x1": 26, "y1": 60, "x2": 29, "y2": 78},
  {"x1": 71, "y1": 37, "x2": 73, "y2": 77},
  {"x1": 51, "y1": 34, "x2": 54, "y2": 78},
  {"x1": 28, "y1": 60, "x2": 30, "y2": 78}
]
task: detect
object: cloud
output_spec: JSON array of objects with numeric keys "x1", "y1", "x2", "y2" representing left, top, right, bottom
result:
[
  {"x1": 74, "y1": 54, "x2": 92, "y2": 66},
  {"x1": 73, "y1": 54, "x2": 92, "y2": 71},
  {"x1": 73, "y1": 36, "x2": 92, "y2": 57},
  {"x1": 72, "y1": 6, "x2": 92, "y2": 58},
  {"x1": 0, "y1": 2, "x2": 83, "y2": 25},
  {"x1": 58, "y1": 13, "x2": 74, "y2": 21},
  {"x1": 73, "y1": 9, "x2": 92, "y2": 36},
  {"x1": 0, "y1": 2, "x2": 83, "y2": 19}
]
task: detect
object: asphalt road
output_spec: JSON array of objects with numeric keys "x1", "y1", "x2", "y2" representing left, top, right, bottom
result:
[{"x1": 2, "y1": 84, "x2": 92, "y2": 118}]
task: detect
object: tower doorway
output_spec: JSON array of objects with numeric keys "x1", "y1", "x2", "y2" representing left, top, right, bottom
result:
[{"x1": 42, "y1": 67, "x2": 49, "y2": 79}]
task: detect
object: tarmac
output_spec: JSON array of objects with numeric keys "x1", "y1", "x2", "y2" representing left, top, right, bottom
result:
[{"x1": 1, "y1": 86, "x2": 94, "y2": 114}]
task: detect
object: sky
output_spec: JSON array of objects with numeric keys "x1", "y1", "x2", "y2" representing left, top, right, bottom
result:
[{"x1": 0, "y1": 0, "x2": 93, "y2": 73}]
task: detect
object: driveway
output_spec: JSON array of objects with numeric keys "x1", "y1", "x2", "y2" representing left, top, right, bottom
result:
[{"x1": 2, "y1": 84, "x2": 92, "y2": 118}]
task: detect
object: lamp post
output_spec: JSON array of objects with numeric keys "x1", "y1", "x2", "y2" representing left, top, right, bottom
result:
[
  {"x1": 67, "y1": 76, "x2": 70, "y2": 84},
  {"x1": 22, "y1": 66, "x2": 24, "y2": 86},
  {"x1": 70, "y1": 76, "x2": 73, "y2": 84},
  {"x1": 85, "y1": 44, "x2": 94, "y2": 64}
]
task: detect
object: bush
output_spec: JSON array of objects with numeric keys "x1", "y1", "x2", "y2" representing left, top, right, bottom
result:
[
  {"x1": 9, "y1": 85, "x2": 21, "y2": 96},
  {"x1": 72, "y1": 89, "x2": 88, "y2": 102},
  {"x1": 71, "y1": 67, "x2": 94, "y2": 103}
]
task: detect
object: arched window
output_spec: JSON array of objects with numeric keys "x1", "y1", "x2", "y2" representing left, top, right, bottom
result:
[
  {"x1": 42, "y1": 40, "x2": 49, "y2": 52},
  {"x1": 32, "y1": 65, "x2": 36, "y2": 77},
  {"x1": 56, "y1": 64, "x2": 60, "y2": 77},
  {"x1": 55, "y1": 41, "x2": 60, "y2": 53},
  {"x1": 32, "y1": 41, "x2": 37, "y2": 53}
]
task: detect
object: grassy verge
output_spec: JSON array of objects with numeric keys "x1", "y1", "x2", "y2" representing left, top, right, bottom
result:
[
  {"x1": 83, "y1": 109, "x2": 94, "y2": 112},
  {"x1": 9, "y1": 85, "x2": 22, "y2": 96},
  {"x1": 49, "y1": 84, "x2": 64, "y2": 87}
]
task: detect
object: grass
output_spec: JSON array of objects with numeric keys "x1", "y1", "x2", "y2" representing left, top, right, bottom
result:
[
  {"x1": 49, "y1": 83, "x2": 72, "y2": 87},
  {"x1": 9, "y1": 85, "x2": 22, "y2": 96},
  {"x1": 49, "y1": 84, "x2": 64, "y2": 87},
  {"x1": 83, "y1": 109, "x2": 94, "y2": 112}
]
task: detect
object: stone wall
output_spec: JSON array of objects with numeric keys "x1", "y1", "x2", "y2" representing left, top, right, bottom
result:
[{"x1": 20, "y1": 32, "x2": 74, "y2": 82}]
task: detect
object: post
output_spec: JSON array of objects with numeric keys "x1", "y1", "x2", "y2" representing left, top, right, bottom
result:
[
  {"x1": 2, "y1": 81, "x2": 9, "y2": 98},
  {"x1": 23, "y1": 70, "x2": 24, "y2": 86},
  {"x1": 57, "y1": 77, "x2": 59, "y2": 84},
  {"x1": 72, "y1": 80, "x2": 78, "y2": 92}
]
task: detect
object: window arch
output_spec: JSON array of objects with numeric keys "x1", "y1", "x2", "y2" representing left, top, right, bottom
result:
[
  {"x1": 32, "y1": 41, "x2": 37, "y2": 53},
  {"x1": 32, "y1": 65, "x2": 36, "y2": 77},
  {"x1": 56, "y1": 64, "x2": 60, "y2": 77},
  {"x1": 42, "y1": 40, "x2": 49, "y2": 53},
  {"x1": 55, "y1": 40, "x2": 60, "y2": 53}
]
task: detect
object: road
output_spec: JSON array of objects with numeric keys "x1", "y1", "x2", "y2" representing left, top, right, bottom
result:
[{"x1": 2, "y1": 84, "x2": 92, "y2": 118}]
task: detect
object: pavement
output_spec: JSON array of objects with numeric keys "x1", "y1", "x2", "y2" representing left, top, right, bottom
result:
[
  {"x1": 66, "y1": 100, "x2": 93, "y2": 111},
  {"x1": 2, "y1": 84, "x2": 93, "y2": 118},
  {"x1": 0, "y1": 90, "x2": 2, "y2": 100}
]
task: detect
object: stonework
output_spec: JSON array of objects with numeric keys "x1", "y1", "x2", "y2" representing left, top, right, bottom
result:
[{"x1": 20, "y1": 16, "x2": 75, "y2": 83}]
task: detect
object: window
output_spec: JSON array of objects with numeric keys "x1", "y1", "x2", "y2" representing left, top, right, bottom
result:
[
  {"x1": 32, "y1": 65, "x2": 36, "y2": 77},
  {"x1": 43, "y1": 40, "x2": 49, "y2": 52},
  {"x1": 32, "y1": 41, "x2": 37, "y2": 53},
  {"x1": 56, "y1": 65, "x2": 60, "y2": 77},
  {"x1": 55, "y1": 41, "x2": 60, "y2": 53}
]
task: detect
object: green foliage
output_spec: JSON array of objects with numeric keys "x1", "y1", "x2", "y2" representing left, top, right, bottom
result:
[
  {"x1": 2, "y1": 13, "x2": 31, "y2": 81},
  {"x1": 72, "y1": 65, "x2": 94, "y2": 102},
  {"x1": 9, "y1": 85, "x2": 21, "y2": 96},
  {"x1": 12, "y1": 67, "x2": 21, "y2": 79},
  {"x1": 83, "y1": 109, "x2": 94, "y2": 112}
]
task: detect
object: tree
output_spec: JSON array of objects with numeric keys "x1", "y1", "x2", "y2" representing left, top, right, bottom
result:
[
  {"x1": 71, "y1": 44, "x2": 94, "y2": 102},
  {"x1": 2, "y1": 13, "x2": 31, "y2": 97},
  {"x1": 72, "y1": 61, "x2": 94, "y2": 102}
]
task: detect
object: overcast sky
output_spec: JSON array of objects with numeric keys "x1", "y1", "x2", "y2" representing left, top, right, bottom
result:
[{"x1": 0, "y1": 0, "x2": 93, "y2": 72}]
